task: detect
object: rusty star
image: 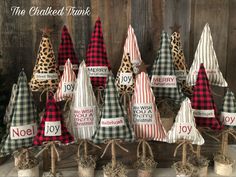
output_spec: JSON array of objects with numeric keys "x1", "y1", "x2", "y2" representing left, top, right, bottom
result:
[
  {"x1": 40, "y1": 27, "x2": 53, "y2": 37},
  {"x1": 170, "y1": 22, "x2": 181, "y2": 33},
  {"x1": 136, "y1": 61, "x2": 150, "y2": 74}
]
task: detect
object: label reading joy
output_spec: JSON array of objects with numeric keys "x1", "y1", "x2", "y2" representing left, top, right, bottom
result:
[
  {"x1": 74, "y1": 106, "x2": 96, "y2": 127},
  {"x1": 100, "y1": 117, "x2": 125, "y2": 127},
  {"x1": 10, "y1": 123, "x2": 37, "y2": 140},
  {"x1": 132, "y1": 103, "x2": 154, "y2": 124},
  {"x1": 193, "y1": 109, "x2": 215, "y2": 118},
  {"x1": 62, "y1": 81, "x2": 75, "y2": 95},
  {"x1": 44, "y1": 121, "x2": 61, "y2": 136},
  {"x1": 151, "y1": 75, "x2": 177, "y2": 88},
  {"x1": 176, "y1": 123, "x2": 195, "y2": 136},
  {"x1": 59, "y1": 64, "x2": 78, "y2": 71},
  {"x1": 35, "y1": 73, "x2": 58, "y2": 80},
  {"x1": 175, "y1": 70, "x2": 187, "y2": 82},
  {"x1": 221, "y1": 112, "x2": 236, "y2": 126},
  {"x1": 87, "y1": 66, "x2": 109, "y2": 77},
  {"x1": 119, "y1": 72, "x2": 133, "y2": 85}
]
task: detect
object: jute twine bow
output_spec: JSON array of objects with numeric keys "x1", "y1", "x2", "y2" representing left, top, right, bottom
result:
[
  {"x1": 137, "y1": 139, "x2": 153, "y2": 159},
  {"x1": 63, "y1": 98, "x2": 71, "y2": 111},
  {"x1": 95, "y1": 86, "x2": 105, "y2": 107},
  {"x1": 77, "y1": 139, "x2": 101, "y2": 159},
  {"x1": 35, "y1": 141, "x2": 60, "y2": 161},
  {"x1": 174, "y1": 140, "x2": 196, "y2": 157},
  {"x1": 199, "y1": 127, "x2": 220, "y2": 142},
  {"x1": 39, "y1": 88, "x2": 54, "y2": 102},
  {"x1": 217, "y1": 128, "x2": 236, "y2": 140}
]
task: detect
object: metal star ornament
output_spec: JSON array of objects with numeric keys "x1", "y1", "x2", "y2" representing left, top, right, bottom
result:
[{"x1": 170, "y1": 23, "x2": 181, "y2": 33}]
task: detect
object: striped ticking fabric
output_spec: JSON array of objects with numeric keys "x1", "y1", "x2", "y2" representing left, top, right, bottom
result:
[
  {"x1": 167, "y1": 98, "x2": 204, "y2": 145},
  {"x1": 54, "y1": 59, "x2": 76, "y2": 102},
  {"x1": 67, "y1": 61, "x2": 99, "y2": 140},
  {"x1": 131, "y1": 72, "x2": 167, "y2": 141},
  {"x1": 186, "y1": 23, "x2": 227, "y2": 87}
]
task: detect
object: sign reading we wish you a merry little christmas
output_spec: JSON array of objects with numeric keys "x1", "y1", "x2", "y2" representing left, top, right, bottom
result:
[
  {"x1": 10, "y1": 123, "x2": 37, "y2": 140},
  {"x1": 132, "y1": 103, "x2": 155, "y2": 124},
  {"x1": 74, "y1": 106, "x2": 96, "y2": 127},
  {"x1": 151, "y1": 75, "x2": 177, "y2": 88},
  {"x1": 44, "y1": 121, "x2": 61, "y2": 136}
]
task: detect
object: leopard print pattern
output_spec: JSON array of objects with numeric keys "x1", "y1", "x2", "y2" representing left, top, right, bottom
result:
[
  {"x1": 115, "y1": 53, "x2": 134, "y2": 93},
  {"x1": 170, "y1": 32, "x2": 193, "y2": 97},
  {"x1": 29, "y1": 36, "x2": 60, "y2": 92}
]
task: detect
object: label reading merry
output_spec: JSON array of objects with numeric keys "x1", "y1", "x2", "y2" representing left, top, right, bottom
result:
[
  {"x1": 221, "y1": 112, "x2": 236, "y2": 126},
  {"x1": 62, "y1": 81, "x2": 75, "y2": 95},
  {"x1": 133, "y1": 103, "x2": 154, "y2": 124},
  {"x1": 176, "y1": 123, "x2": 195, "y2": 137},
  {"x1": 193, "y1": 109, "x2": 215, "y2": 118},
  {"x1": 119, "y1": 73, "x2": 133, "y2": 85},
  {"x1": 175, "y1": 70, "x2": 187, "y2": 82},
  {"x1": 151, "y1": 75, "x2": 177, "y2": 88},
  {"x1": 74, "y1": 106, "x2": 96, "y2": 127},
  {"x1": 100, "y1": 117, "x2": 125, "y2": 127},
  {"x1": 59, "y1": 64, "x2": 78, "y2": 71},
  {"x1": 10, "y1": 123, "x2": 37, "y2": 140},
  {"x1": 44, "y1": 121, "x2": 61, "y2": 136},
  {"x1": 35, "y1": 73, "x2": 58, "y2": 80},
  {"x1": 87, "y1": 66, "x2": 109, "y2": 77}
]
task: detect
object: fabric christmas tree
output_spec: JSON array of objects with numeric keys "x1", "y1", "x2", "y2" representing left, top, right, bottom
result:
[
  {"x1": 33, "y1": 93, "x2": 74, "y2": 145},
  {"x1": 167, "y1": 98, "x2": 204, "y2": 145},
  {"x1": 170, "y1": 32, "x2": 193, "y2": 97},
  {"x1": 92, "y1": 73, "x2": 134, "y2": 143},
  {"x1": 131, "y1": 72, "x2": 166, "y2": 141},
  {"x1": 67, "y1": 61, "x2": 99, "y2": 140},
  {"x1": 115, "y1": 53, "x2": 135, "y2": 93},
  {"x1": 29, "y1": 32, "x2": 60, "y2": 92},
  {"x1": 1, "y1": 71, "x2": 38, "y2": 155},
  {"x1": 86, "y1": 17, "x2": 111, "y2": 88},
  {"x1": 221, "y1": 89, "x2": 236, "y2": 127},
  {"x1": 186, "y1": 23, "x2": 227, "y2": 87},
  {"x1": 150, "y1": 31, "x2": 185, "y2": 104},
  {"x1": 54, "y1": 59, "x2": 76, "y2": 102},
  {"x1": 191, "y1": 63, "x2": 223, "y2": 130},
  {"x1": 58, "y1": 25, "x2": 79, "y2": 73}
]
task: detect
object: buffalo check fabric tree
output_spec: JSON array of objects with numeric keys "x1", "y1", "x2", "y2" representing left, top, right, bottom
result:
[
  {"x1": 33, "y1": 93, "x2": 74, "y2": 145},
  {"x1": 150, "y1": 31, "x2": 185, "y2": 104},
  {"x1": 191, "y1": 64, "x2": 223, "y2": 130},
  {"x1": 85, "y1": 17, "x2": 111, "y2": 88},
  {"x1": 131, "y1": 72, "x2": 167, "y2": 141},
  {"x1": 186, "y1": 23, "x2": 227, "y2": 87},
  {"x1": 58, "y1": 25, "x2": 79, "y2": 73},
  {"x1": 54, "y1": 59, "x2": 76, "y2": 102},
  {"x1": 0, "y1": 71, "x2": 38, "y2": 155},
  {"x1": 67, "y1": 61, "x2": 99, "y2": 140},
  {"x1": 167, "y1": 98, "x2": 204, "y2": 145},
  {"x1": 221, "y1": 89, "x2": 236, "y2": 127},
  {"x1": 92, "y1": 73, "x2": 134, "y2": 143}
]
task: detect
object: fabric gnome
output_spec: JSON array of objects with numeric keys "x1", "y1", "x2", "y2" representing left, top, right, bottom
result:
[
  {"x1": 57, "y1": 25, "x2": 79, "y2": 73},
  {"x1": 54, "y1": 59, "x2": 76, "y2": 102},
  {"x1": 186, "y1": 23, "x2": 227, "y2": 87}
]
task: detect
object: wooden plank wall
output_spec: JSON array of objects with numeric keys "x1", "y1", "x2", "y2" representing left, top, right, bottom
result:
[{"x1": 1, "y1": 0, "x2": 236, "y2": 169}]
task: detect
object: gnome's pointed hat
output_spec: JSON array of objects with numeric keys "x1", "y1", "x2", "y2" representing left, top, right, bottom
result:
[
  {"x1": 150, "y1": 31, "x2": 185, "y2": 104},
  {"x1": 86, "y1": 17, "x2": 111, "y2": 88},
  {"x1": 221, "y1": 90, "x2": 236, "y2": 126},
  {"x1": 131, "y1": 72, "x2": 166, "y2": 141},
  {"x1": 92, "y1": 73, "x2": 134, "y2": 143},
  {"x1": 191, "y1": 64, "x2": 223, "y2": 130},
  {"x1": 1, "y1": 71, "x2": 38, "y2": 155},
  {"x1": 54, "y1": 59, "x2": 76, "y2": 102},
  {"x1": 115, "y1": 53, "x2": 135, "y2": 93},
  {"x1": 170, "y1": 32, "x2": 193, "y2": 97},
  {"x1": 67, "y1": 61, "x2": 98, "y2": 140},
  {"x1": 58, "y1": 25, "x2": 79, "y2": 73},
  {"x1": 33, "y1": 93, "x2": 74, "y2": 145},
  {"x1": 186, "y1": 23, "x2": 227, "y2": 87},
  {"x1": 167, "y1": 98, "x2": 204, "y2": 145},
  {"x1": 29, "y1": 33, "x2": 60, "y2": 92}
]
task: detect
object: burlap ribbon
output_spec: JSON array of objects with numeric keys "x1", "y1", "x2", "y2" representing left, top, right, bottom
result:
[{"x1": 77, "y1": 139, "x2": 101, "y2": 158}]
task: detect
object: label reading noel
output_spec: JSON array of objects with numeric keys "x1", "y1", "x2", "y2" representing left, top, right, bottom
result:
[
  {"x1": 74, "y1": 106, "x2": 96, "y2": 127},
  {"x1": 35, "y1": 73, "x2": 58, "y2": 80},
  {"x1": 100, "y1": 117, "x2": 125, "y2": 127},
  {"x1": 193, "y1": 109, "x2": 215, "y2": 118},
  {"x1": 133, "y1": 103, "x2": 154, "y2": 124},
  {"x1": 44, "y1": 121, "x2": 61, "y2": 136},
  {"x1": 10, "y1": 123, "x2": 37, "y2": 140},
  {"x1": 176, "y1": 123, "x2": 195, "y2": 137},
  {"x1": 151, "y1": 75, "x2": 177, "y2": 88},
  {"x1": 87, "y1": 66, "x2": 109, "y2": 77},
  {"x1": 62, "y1": 81, "x2": 75, "y2": 95},
  {"x1": 59, "y1": 64, "x2": 78, "y2": 71},
  {"x1": 221, "y1": 112, "x2": 236, "y2": 126},
  {"x1": 175, "y1": 70, "x2": 187, "y2": 82},
  {"x1": 119, "y1": 72, "x2": 133, "y2": 85}
]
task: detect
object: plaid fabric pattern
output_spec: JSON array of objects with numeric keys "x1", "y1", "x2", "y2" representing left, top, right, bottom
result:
[
  {"x1": 33, "y1": 93, "x2": 74, "y2": 145},
  {"x1": 86, "y1": 17, "x2": 111, "y2": 88},
  {"x1": 92, "y1": 73, "x2": 134, "y2": 143},
  {"x1": 191, "y1": 64, "x2": 223, "y2": 130},
  {"x1": 1, "y1": 71, "x2": 38, "y2": 155},
  {"x1": 150, "y1": 31, "x2": 185, "y2": 104},
  {"x1": 58, "y1": 25, "x2": 79, "y2": 74}
]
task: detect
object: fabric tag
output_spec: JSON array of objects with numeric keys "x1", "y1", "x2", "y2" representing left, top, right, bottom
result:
[
  {"x1": 100, "y1": 117, "x2": 125, "y2": 127},
  {"x1": 176, "y1": 123, "x2": 195, "y2": 137},
  {"x1": 87, "y1": 66, "x2": 109, "y2": 77},
  {"x1": 62, "y1": 81, "x2": 75, "y2": 95},
  {"x1": 193, "y1": 109, "x2": 215, "y2": 118},
  {"x1": 10, "y1": 123, "x2": 37, "y2": 140},
  {"x1": 132, "y1": 103, "x2": 154, "y2": 124},
  {"x1": 175, "y1": 70, "x2": 187, "y2": 82},
  {"x1": 119, "y1": 72, "x2": 133, "y2": 85},
  {"x1": 59, "y1": 64, "x2": 78, "y2": 71},
  {"x1": 151, "y1": 75, "x2": 177, "y2": 88},
  {"x1": 74, "y1": 106, "x2": 96, "y2": 127},
  {"x1": 44, "y1": 121, "x2": 61, "y2": 136},
  {"x1": 35, "y1": 73, "x2": 58, "y2": 80},
  {"x1": 221, "y1": 112, "x2": 236, "y2": 126}
]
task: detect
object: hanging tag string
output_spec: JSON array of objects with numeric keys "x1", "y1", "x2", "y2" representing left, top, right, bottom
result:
[{"x1": 173, "y1": 140, "x2": 196, "y2": 157}]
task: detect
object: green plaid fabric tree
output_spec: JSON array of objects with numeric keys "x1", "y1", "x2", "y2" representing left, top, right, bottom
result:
[
  {"x1": 92, "y1": 73, "x2": 134, "y2": 143},
  {"x1": 150, "y1": 31, "x2": 185, "y2": 104}
]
